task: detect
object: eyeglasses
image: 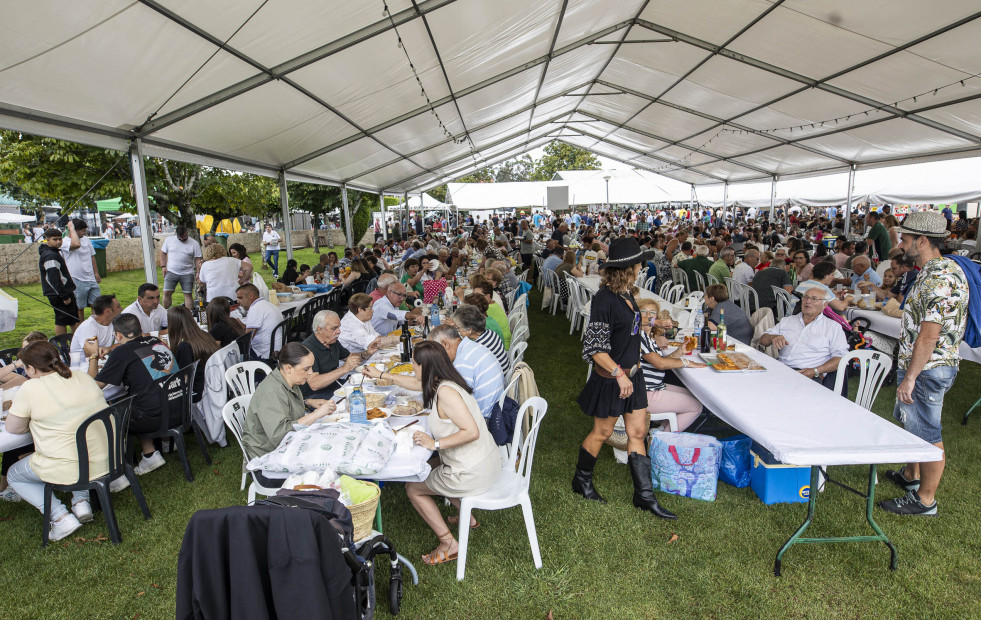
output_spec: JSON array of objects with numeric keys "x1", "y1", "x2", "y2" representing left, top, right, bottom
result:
[
  {"x1": 801, "y1": 296, "x2": 826, "y2": 303},
  {"x1": 391, "y1": 292, "x2": 407, "y2": 298}
]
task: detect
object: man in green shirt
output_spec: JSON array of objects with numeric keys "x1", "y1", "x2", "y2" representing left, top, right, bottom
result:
[
  {"x1": 679, "y1": 245, "x2": 714, "y2": 290},
  {"x1": 708, "y1": 247, "x2": 735, "y2": 284},
  {"x1": 865, "y1": 211, "x2": 892, "y2": 260}
]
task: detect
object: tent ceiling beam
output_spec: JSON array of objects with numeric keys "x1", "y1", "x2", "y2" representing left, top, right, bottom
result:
[
  {"x1": 522, "y1": 0, "x2": 572, "y2": 151},
  {"x1": 342, "y1": 85, "x2": 588, "y2": 183},
  {"x1": 571, "y1": 126, "x2": 728, "y2": 182},
  {"x1": 574, "y1": 109, "x2": 774, "y2": 177},
  {"x1": 136, "y1": 0, "x2": 460, "y2": 136},
  {"x1": 587, "y1": 0, "x2": 787, "y2": 152},
  {"x1": 634, "y1": 16, "x2": 981, "y2": 145},
  {"x1": 385, "y1": 112, "x2": 574, "y2": 190},
  {"x1": 414, "y1": 137, "x2": 554, "y2": 193},
  {"x1": 550, "y1": 140, "x2": 720, "y2": 186},
  {"x1": 283, "y1": 19, "x2": 635, "y2": 169},
  {"x1": 592, "y1": 79, "x2": 851, "y2": 166}
]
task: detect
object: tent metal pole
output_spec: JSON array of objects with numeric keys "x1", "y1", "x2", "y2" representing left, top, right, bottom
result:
[
  {"x1": 722, "y1": 182, "x2": 729, "y2": 227},
  {"x1": 844, "y1": 164, "x2": 856, "y2": 237},
  {"x1": 379, "y1": 192, "x2": 387, "y2": 242},
  {"x1": 278, "y1": 171, "x2": 293, "y2": 260},
  {"x1": 770, "y1": 176, "x2": 777, "y2": 224},
  {"x1": 129, "y1": 139, "x2": 157, "y2": 284},
  {"x1": 341, "y1": 183, "x2": 353, "y2": 247}
]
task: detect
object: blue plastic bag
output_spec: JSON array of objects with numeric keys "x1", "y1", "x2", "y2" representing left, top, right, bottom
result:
[
  {"x1": 719, "y1": 434, "x2": 752, "y2": 488},
  {"x1": 649, "y1": 431, "x2": 721, "y2": 502}
]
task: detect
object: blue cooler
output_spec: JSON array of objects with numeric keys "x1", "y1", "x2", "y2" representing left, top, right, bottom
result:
[{"x1": 750, "y1": 442, "x2": 810, "y2": 504}]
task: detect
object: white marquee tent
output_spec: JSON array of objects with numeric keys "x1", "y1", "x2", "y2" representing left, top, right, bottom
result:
[
  {"x1": 4, "y1": 1, "x2": 981, "y2": 280},
  {"x1": 390, "y1": 192, "x2": 449, "y2": 211}
]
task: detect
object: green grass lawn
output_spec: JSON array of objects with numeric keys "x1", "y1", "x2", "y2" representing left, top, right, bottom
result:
[{"x1": 0, "y1": 273, "x2": 979, "y2": 618}]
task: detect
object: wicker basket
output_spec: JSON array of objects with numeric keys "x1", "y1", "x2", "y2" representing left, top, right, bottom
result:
[{"x1": 348, "y1": 482, "x2": 381, "y2": 541}]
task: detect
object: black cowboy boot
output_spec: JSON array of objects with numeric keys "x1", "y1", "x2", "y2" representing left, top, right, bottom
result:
[
  {"x1": 571, "y1": 447, "x2": 606, "y2": 503},
  {"x1": 628, "y1": 452, "x2": 677, "y2": 520}
]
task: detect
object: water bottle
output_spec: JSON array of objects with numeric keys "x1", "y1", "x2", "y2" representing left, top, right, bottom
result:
[
  {"x1": 349, "y1": 386, "x2": 368, "y2": 424},
  {"x1": 430, "y1": 302, "x2": 441, "y2": 328}
]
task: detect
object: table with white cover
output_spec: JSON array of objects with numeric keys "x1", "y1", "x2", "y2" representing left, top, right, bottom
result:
[
  {"x1": 845, "y1": 307, "x2": 981, "y2": 364},
  {"x1": 671, "y1": 341, "x2": 943, "y2": 575}
]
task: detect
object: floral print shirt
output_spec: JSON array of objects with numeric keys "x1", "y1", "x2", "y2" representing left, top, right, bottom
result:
[{"x1": 899, "y1": 257, "x2": 968, "y2": 370}]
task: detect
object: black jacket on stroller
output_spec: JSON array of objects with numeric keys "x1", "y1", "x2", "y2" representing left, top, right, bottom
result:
[{"x1": 176, "y1": 505, "x2": 357, "y2": 620}]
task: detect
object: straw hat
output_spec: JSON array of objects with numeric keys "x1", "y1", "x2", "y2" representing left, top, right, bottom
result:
[{"x1": 895, "y1": 210, "x2": 950, "y2": 238}]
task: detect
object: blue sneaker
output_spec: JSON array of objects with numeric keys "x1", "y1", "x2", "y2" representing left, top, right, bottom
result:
[
  {"x1": 884, "y1": 466, "x2": 920, "y2": 491},
  {"x1": 879, "y1": 490, "x2": 937, "y2": 516}
]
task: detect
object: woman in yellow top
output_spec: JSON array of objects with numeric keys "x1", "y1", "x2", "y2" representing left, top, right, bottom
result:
[{"x1": 5, "y1": 341, "x2": 109, "y2": 541}]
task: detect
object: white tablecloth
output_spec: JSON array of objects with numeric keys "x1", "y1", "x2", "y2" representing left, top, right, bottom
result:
[
  {"x1": 846, "y1": 308, "x2": 981, "y2": 364},
  {"x1": 672, "y1": 343, "x2": 943, "y2": 466},
  {"x1": 578, "y1": 275, "x2": 692, "y2": 323}
]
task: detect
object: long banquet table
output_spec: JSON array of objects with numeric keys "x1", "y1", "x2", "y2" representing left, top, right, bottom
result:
[{"x1": 671, "y1": 341, "x2": 943, "y2": 575}]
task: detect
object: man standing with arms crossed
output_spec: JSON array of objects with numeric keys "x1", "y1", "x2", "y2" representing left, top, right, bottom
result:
[{"x1": 879, "y1": 211, "x2": 968, "y2": 516}]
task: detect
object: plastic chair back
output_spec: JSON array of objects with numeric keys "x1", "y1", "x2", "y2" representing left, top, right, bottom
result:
[
  {"x1": 707, "y1": 273, "x2": 720, "y2": 286},
  {"x1": 48, "y1": 333, "x2": 72, "y2": 364},
  {"x1": 508, "y1": 341, "x2": 528, "y2": 373},
  {"x1": 659, "y1": 281, "x2": 672, "y2": 298},
  {"x1": 833, "y1": 349, "x2": 891, "y2": 410},
  {"x1": 225, "y1": 361, "x2": 273, "y2": 398},
  {"x1": 234, "y1": 331, "x2": 254, "y2": 361},
  {"x1": 0, "y1": 347, "x2": 20, "y2": 366},
  {"x1": 693, "y1": 271, "x2": 706, "y2": 292},
  {"x1": 510, "y1": 325, "x2": 529, "y2": 346},
  {"x1": 666, "y1": 284, "x2": 686, "y2": 305},
  {"x1": 269, "y1": 318, "x2": 291, "y2": 360}
]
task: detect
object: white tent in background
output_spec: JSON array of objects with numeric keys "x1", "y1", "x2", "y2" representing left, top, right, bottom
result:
[
  {"x1": 552, "y1": 169, "x2": 692, "y2": 205},
  {"x1": 391, "y1": 193, "x2": 449, "y2": 211}
]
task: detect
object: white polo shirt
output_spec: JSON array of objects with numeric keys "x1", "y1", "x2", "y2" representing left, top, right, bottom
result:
[
  {"x1": 244, "y1": 298, "x2": 284, "y2": 359},
  {"x1": 765, "y1": 313, "x2": 849, "y2": 370},
  {"x1": 123, "y1": 300, "x2": 168, "y2": 334}
]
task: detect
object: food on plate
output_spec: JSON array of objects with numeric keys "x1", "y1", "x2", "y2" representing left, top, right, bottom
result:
[
  {"x1": 711, "y1": 352, "x2": 765, "y2": 372},
  {"x1": 388, "y1": 363, "x2": 414, "y2": 375},
  {"x1": 713, "y1": 353, "x2": 741, "y2": 371},
  {"x1": 684, "y1": 335, "x2": 698, "y2": 353},
  {"x1": 365, "y1": 393, "x2": 387, "y2": 408},
  {"x1": 366, "y1": 407, "x2": 387, "y2": 420},
  {"x1": 393, "y1": 400, "x2": 424, "y2": 416}
]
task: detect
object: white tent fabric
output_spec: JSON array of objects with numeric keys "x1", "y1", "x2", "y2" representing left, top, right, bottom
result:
[
  {"x1": 391, "y1": 192, "x2": 449, "y2": 211},
  {"x1": 3, "y1": 1, "x2": 981, "y2": 195},
  {"x1": 0, "y1": 213, "x2": 38, "y2": 224}
]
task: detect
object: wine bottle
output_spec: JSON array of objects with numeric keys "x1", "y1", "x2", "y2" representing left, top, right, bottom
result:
[
  {"x1": 716, "y1": 308, "x2": 727, "y2": 351},
  {"x1": 400, "y1": 322, "x2": 411, "y2": 363}
]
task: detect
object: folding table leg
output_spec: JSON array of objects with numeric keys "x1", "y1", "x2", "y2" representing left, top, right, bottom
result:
[
  {"x1": 962, "y1": 394, "x2": 981, "y2": 425},
  {"x1": 774, "y1": 466, "x2": 819, "y2": 577},
  {"x1": 864, "y1": 465, "x2": 898, "y2": 571}
]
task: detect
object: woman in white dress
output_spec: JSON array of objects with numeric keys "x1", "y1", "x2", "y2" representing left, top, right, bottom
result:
[{"x1": 403, "y1": 341, "x2": 501, "y2": 565}]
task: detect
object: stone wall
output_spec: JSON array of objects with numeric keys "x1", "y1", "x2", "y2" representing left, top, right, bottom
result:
[{"x1": 0, "y1": 228, "x2": 349, "y2": 285}]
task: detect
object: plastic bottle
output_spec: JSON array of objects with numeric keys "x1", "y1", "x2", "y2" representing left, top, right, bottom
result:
[
  {"x1": 430, "y1": 302, "x2": 441, "y2": 328},
  {"x1": 349, "y1": 386, "x2": 368, "y2": 424}
]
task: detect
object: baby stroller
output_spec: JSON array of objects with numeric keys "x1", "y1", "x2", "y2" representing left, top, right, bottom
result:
[{"x1": 177, "y1": 495, "x2": 404, "y2": 619}]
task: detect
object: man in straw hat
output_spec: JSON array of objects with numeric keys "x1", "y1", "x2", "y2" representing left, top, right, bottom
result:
[{"x1": 879, "y1": 210, "x2": 968, "y2": 516}]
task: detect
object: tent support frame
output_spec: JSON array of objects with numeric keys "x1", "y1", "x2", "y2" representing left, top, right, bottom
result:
[
  {"x1": 129, "y1": 139, "x2": 157, "y2": 285},
  {"x1": 278, "y1": 171, "x2": 293, "y2": 260}
]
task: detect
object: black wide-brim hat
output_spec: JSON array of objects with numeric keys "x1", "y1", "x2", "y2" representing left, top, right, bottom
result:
[{"x1": 600, "y1": 237, "x2": 654, "y2": 270}]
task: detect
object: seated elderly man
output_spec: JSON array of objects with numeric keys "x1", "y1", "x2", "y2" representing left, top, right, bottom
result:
[
  {"x1": 236, "y1": 283, "x2": 284, "y2": 361},
  {"x1": 751, "y1": 257, "x2": 793, "y2": 313},
  {"x1": 369, "y1": 273, "x2": 399, "y2": 303},
  {"x1": 758, "y1": 285, "x2": 849, "y2": 395},
  {"x1": 732, "y1": 248, "x2": 759, "y2": 286},
  {"x1": 339, "y1": 293, "x2": 398, "y2": 353},
  {"x1": 450, "y1": 304, "x2": 509, "y2": 374},
  {"x1": 850, "y1": 254, "x2": 883, "y2": 293},
  {"x1": 301, "y1": 310, "x2": 378, "y2": 399},
  {"x1": 370, "y1": 281, "x2": 423, "y2": 336},
  {"x1": 363, "y1": 324, "x2": 504, "y2": 418}
]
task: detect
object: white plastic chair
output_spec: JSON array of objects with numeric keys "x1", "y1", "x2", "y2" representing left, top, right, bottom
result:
[
  {"x1": 507, "y1": 341, "x2": 528, "y2": 381},
  {"x1": 832, "y1": 349, "x2": 891, "y2": 410},
  {"x1": 692, "y1": 271, "x2": 706, "y2": 292},
  {"x1": 221, "y1": 395, "x2": 279, "y2": 502},
  {"x1": 772, "y1": 286, "x2": 796, "y2": 321},
  {"x1": 741, "y1": 285, "x2": 760, "y2": 317},
  {"x1": 706, "y1": 273, "x2": 720, "y2": 287},
  {"x1": 507, "y1": 311, "x2": 524, "y2": 335},
  {"x1": 457, "y1": 397, "x2": 548, "y2": 580},
  {"x1": 225, "y1": 361, "x2": 273, "y2": 398},
  {"x1": 666, "y1": 284, "x2": 686, "y2": 305},
  {"x1": 684, "y1": 291, "x2": 704, "y2": 307},
  {"x1": 659, "y1": 280, "x2": 673, "y2": 298},
  {"x1": 510, "y1": 325, "x2": 529, "y2": 347},
  {"x1": 497, "y1": 375, "x2": 522, "y2": 460}
]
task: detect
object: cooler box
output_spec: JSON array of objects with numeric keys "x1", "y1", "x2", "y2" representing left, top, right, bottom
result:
[{"x1": 750, "y1": 442, "x2": 810, "y2": 504}]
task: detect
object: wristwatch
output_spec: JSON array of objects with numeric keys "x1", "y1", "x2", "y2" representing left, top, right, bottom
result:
[
  {"x1": 433, "y1": 439, "x2": 441, "y2": 450},
  {"x1": 813, "y1": 368, "x2": 819, "y2": 378}
]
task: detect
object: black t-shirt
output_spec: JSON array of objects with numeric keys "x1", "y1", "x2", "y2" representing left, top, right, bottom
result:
[
  {"x1": 300, "y1": 334, "x2": 351, "y2": 397},
  {"x1": 279, "y1": 267, "x2": 298, "y2": 284},
  {"x1": 96, "y1": 336, "x2": 176, "y2": 420},
  {"x1": 210, "y1": 320, "x2": 239, "y2": 348},
  {"x1": 173, "y1": 341, "x2": 209, "y2": 403}
]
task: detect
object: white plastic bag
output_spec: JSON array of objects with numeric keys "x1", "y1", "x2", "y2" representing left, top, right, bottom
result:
[
  {"x1": 0, "y1": 290, "x2": 18, "y2": 333},
  {"x1": 339, "y1": 422, "x2": 396, "y2": 476}
]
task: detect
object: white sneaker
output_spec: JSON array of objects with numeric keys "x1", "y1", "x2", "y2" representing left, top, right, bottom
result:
[
  {"x1": 71, "y1": 500, "x2": 93, "y2": 523},
  {"x1": 134, "y1": 450, "x2": 166, "y2": 475},
  {"x1": 109, "y1": 475, "x2": 130, "y2": 493},
  {"x1": 0, "y1": 487, "x2": 21, "y2": 502},
  {"x1": 49, "y1": 513, "x2": 83, "y2": 541}
]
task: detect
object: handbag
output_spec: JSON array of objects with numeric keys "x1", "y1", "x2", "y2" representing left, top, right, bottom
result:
[{"x1": 649, "y1": 431, "x2": 721, "y2": 501}]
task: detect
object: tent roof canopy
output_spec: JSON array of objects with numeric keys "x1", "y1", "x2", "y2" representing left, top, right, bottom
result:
[{"x1": 4, "y1": 1, "x2": 981, "y2": 194}]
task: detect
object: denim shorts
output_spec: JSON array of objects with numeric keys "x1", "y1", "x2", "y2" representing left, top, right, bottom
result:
[
  {"x1": 163, "y1": 270, "x2": 194, "y2": 293},
  {"x1": 74, "y1": 279, "x2": 101, "y2": 307},
  {"x1": 893, "y1": 365, "x2": 958, "y2": 444}
]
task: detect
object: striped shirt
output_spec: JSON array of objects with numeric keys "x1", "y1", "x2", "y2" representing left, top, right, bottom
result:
[
  {"x1": 639, "y1": 331, "x2": 667, "y2": 392},
  {"x1": 453, "y1": 338, "x2": 505, "y2": 418},
  {"x1": 475, "y1": 329, "x2": 508, "y2": 374}
]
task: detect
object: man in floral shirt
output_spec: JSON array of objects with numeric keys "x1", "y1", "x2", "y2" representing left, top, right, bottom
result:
[{"x1": 880, "y1": 211, "x2": 968, "y2": 516}]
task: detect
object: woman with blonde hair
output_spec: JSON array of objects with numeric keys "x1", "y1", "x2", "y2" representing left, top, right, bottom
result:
[{"x1": 197, "y1": 243, "x2": 242, "y2": 302}]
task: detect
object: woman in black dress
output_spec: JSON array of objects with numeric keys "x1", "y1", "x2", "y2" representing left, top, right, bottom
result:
[{"x1": 573, "y1": 237, "x2": 677, "y2": 520}]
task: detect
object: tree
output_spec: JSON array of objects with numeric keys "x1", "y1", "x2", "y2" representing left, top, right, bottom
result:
[
  {"x1": 532, "y1": 141, "x2": 601, "y2": 180},
  {"x1": 494, "y1": 154, "x2": 535, "y2": 182},
  {"x1": 286, "y1": 181, "x2": 335, "y2": 252}
]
